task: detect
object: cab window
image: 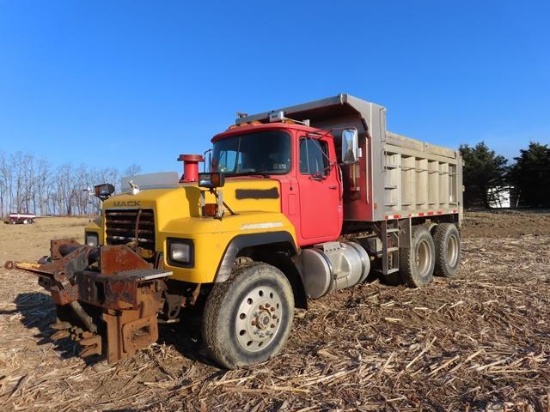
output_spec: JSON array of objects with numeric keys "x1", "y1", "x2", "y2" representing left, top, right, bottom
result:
[
  {"x1": 300, "y1": 138, "x2": 329, "y2": 176},
  {"x1": 212, "y1": 131, "x2": 290, "y2": 175}
]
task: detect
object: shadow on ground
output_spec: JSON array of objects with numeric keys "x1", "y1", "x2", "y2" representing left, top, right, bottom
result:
[
  {"x1": 3, "y1": 292, "x2": 211, "y2": 366},
  {"x1": 2, "y1": 292, "x2": 78, "y2": 358},
  {"x1": 158, "y1": 309, "x2": 214, "y2": 366}
]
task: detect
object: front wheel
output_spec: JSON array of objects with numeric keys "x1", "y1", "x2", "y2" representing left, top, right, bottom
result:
[{"x1": 202, "y1": 262, "x2": 294, "y2": 369}]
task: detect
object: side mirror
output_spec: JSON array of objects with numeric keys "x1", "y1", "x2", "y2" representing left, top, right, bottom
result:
[
  {"x1": 198, "y1": 172, "x2": 225, "y2": 189},
  {"x1": 341, "y1": 129, "x2": 359, "y2": 164},
  {"x1": 94, "y1": 183, "x2": 115, "y2": 201}
]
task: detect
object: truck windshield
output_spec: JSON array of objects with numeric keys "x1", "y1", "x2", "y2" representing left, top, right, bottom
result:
[{"x1": 212, "y1": 131, "x2": 291, "y2": 176}]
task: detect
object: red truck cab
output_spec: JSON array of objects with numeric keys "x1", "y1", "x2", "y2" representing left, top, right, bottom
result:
[{"x1": 211, "y1": 121, "x2": 343, "y2": 247}]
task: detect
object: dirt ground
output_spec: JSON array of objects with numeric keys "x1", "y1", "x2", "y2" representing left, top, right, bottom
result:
[{"x1": 1, "y1": 211, "x2": 550, "y2": 411}]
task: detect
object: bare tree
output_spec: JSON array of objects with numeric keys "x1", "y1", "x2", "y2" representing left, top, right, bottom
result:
[
  {"x1": 0, "y1": 149, "x2": 147, "y2": 217},
  {"x1": 22, "y1": 154, "x2": 35, "y2": 213},
  {"x1": 123, "y1": 163, "x2": 142, "y2": 179},
  {"x1": 10, "y1": 152, "x2": 23, "y2": 213},
  {"x1": 0, "y1": 152, "x2": 8, "y2": 216},
  {"x1": 35, "y1": 158, "x2": 51, "y2": 216},
  {"x1": 72, "y1": 165, "x2": 88, "y2": 215},
  {"x1": 54, "y1": 164, "x2": 76, "y2": 215},
  {"x1": 97, "y1": 167, "x2": 121, "y2": 191}
]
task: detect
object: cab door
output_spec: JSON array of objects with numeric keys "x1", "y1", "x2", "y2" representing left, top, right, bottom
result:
[{"x1": 296, "y1": 135, "x2": 343, "y2": 245}]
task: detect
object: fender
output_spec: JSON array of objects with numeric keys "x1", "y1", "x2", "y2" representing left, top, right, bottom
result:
[{"x1": 215, "y1": 231, "x2": 298, "y2": 283}]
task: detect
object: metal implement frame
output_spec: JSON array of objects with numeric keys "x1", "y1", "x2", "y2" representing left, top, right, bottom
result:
[{"x1": 5, "y1": 239, "x2": 172, "y2": 363}]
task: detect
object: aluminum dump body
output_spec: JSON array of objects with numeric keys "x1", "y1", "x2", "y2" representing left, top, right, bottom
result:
[{"x1": 237, "y1": 94, "x2": 463, "y2": 224}]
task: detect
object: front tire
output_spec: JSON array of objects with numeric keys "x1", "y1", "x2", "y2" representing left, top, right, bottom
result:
[
  {"x1": 202, "y1": 262, "x2": 294, "y2": 369},
  {"x1": 400, "y1": 225, "x2": 436, "y2": 288}
]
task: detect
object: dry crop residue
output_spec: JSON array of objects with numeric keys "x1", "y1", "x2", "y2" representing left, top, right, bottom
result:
[{"x1": 1, "y1": 211, "x2": 550, "y2": 411}]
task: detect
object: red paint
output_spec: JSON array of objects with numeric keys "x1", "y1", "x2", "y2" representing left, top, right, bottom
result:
[
  {"x1": 276, "y1": 127, "x2": 342, "y2": 246},
  {"x1": 294, "y1": 132, "x2": 342, "y2": 244},
  {"x1": 178, "y1": 154, "x2": 204, "y2": 183},
  {"x1": 214, "y1": 123, "x2": 343, "y2": 247}
]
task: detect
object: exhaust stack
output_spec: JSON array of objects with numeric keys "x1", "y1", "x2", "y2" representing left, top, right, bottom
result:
[{"x1": 178, "y1": 154, "x2": 204, "y2": 183}]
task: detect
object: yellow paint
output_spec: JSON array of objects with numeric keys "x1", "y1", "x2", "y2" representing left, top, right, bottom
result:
[
  {"x1": 95, "y1": 178, "x2": 297, "y2": 284},
  {"x1": 85, "y1": 216, "x2": 104, "y2": 244},
  {"x1": 160, "y1": 211, "x2": 295, "y2": 283}
]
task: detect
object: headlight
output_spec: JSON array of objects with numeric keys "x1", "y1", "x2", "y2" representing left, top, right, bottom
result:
[
  {"x1": 171, "y1": 243, "x2": 190, "y2": 262},
  {"x1": 85, "y1": 232, "x2": 99, "y2": 247},
  {"x1": 168, "y1": 239, "x2": 194, "y2": 267}
]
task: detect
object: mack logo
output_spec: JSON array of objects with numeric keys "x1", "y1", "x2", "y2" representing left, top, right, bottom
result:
[{"x1": 113, "y1": 201, "x2": 141, "y2": 207}]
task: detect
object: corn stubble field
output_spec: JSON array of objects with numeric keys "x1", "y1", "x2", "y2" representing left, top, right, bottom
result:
[{"x1": 1, "y1": 211, "x2": 550, "y2": 412}]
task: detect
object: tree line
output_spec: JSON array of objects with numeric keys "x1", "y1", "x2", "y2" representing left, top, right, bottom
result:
[
  {"x1": 460, "y1": 141, "x2": 550, "y2": 208},
  {"x1": 1, "y1": 141, "x2": 548, "y2": 217},
  {"x1": 0, "y1": 151, "x2": 141, "y2": 218}
]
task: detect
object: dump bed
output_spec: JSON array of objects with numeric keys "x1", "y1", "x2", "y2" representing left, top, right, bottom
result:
[{"x1": 238, "y1": 94, "x2": 463, "y2": 224}]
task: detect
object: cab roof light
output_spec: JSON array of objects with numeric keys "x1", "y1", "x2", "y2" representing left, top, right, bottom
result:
[{"x1": 268, "y1": 111, "x2": 310, "y2": 126}]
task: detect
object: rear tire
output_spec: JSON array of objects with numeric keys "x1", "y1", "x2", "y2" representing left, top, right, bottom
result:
[
  {"x1": 202, "y1": 262, "x2": 294, "y2": 369},
  {"x1": 433, "y1": 223, "x2": 461, "y2": 278},
  {"x1": 400, "y1": 225, "x2": 435, "y2": 288}
]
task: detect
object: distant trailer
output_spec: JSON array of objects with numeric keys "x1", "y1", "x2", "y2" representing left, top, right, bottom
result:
[
  {"x1": 4, "y1": 213, "x2": 36, "y2": 224},
  {"x1": 488, "y1": 186, "x2": 513, "y2": 208}
]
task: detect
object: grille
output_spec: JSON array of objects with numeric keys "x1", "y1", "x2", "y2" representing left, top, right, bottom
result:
[{"x1": 105, "y1": 209, "x2": 155, "y2": 253}]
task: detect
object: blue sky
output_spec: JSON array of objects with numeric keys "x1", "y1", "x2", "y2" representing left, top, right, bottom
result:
[{"x1": 1, "y1": 0, "x2": 549, "y2": 174}]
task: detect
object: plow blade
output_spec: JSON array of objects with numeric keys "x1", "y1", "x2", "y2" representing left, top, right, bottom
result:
[{"x1": 5, "y1": 239, "x2": 172, "y2": 363}]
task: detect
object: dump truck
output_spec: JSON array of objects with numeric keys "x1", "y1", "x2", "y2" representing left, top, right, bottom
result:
[{"x1": 5, "y1": 94, "x2": 463, "y2": 369}]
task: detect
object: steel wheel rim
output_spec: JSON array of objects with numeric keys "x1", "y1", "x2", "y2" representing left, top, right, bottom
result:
[
  {"x1": 235, "y1": 285, "x2": 282, "y2": 352},
  {"x1": 416, "y1": 240, "x2": 432, "y2": 278},
  {"x1": 446, "y1": 235, "x2": 459, "y2": 268}
]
